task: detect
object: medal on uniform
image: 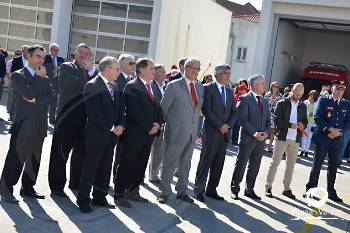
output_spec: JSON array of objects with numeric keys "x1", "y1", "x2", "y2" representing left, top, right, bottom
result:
[{"x1": 327, "y1": 112, "x2": 331, "y2": 118}]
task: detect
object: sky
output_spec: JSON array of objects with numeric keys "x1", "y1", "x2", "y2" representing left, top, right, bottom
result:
[{"x1": 229, "y1": 0, "x2": 263, "y2": 10}]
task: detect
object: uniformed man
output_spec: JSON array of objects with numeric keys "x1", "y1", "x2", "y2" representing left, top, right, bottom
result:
[{"x1": 305, "y1": 80, "x2": 350, "y2": 203}]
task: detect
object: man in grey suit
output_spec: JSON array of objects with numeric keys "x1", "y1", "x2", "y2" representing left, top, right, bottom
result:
[
  {"x1": 194, "y1": 64, "x2": 238, "y2": 202},
  {"x1": 231, "y1": 74, "x2": 270, "y2": 200},
  {"x1": 157, "y1": 58, "x2": 204, "y2": 204}
]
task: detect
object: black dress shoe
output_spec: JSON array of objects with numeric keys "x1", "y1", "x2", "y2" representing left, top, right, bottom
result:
[
  {"x1": 205, "y1": 192, "x2": 224, "y2": 201},
  {"x1": 78, "y1": 203, "x2": 93, "y2": 213},
  {"x1": 176, "y1": 194, "x2": 194, "y2": 203},
  {"x1": 68, "y1": 184, "x2": 79, "y2": 190},
  {"x1": 157, "y1": 195, "x2": 168, "y2": 204},
  {"x1": 51, "y1": 190, "x2": 68, "y2": 197},
  {"x1": 91, "y1": 199, "x2": 115, "y2": 209},
  {"x1": 265, "y1": 188, "x2": 273, "y2": 198},
  {"x1": 114, "y1": 196, "x2": 133, "y2": 208},
  {"x1": 149, "y1": 178, "x2": 161, "y2": 184},
  {"x1": 20, "y1": 189, "x2": 45, "y2": 199},
  {"x1": 231, "y1": 193, "x2": 239, "y2": 200},
  {"x1": 329, "y1": 194, "x2": 343, "y2": 203},
  {"x1": 244, "y1": 191, "x2": 261, "y2": 200},
  {"x1": 195, "y1": 193, "x2": 205, "y2": 202},
  {"x1": 299, "y1": 151, "x2": 304, "y2": 157},
  {"x1": 0, "y1": 194, "x2": 19, "y2": 204},
  {"x1": 282, "y1": 190, "x2": 296, "y2": 199}
]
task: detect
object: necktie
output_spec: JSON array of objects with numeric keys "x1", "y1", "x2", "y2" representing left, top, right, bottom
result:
[
  {"x1": 53, "y1": 57, "x2": 57, "y2": 68},
  {"x1": 190, "y1": 82, "x2": 198, "y2": 108},
  {"x1": 145, "y1": 83, "x2": 154, "y2": 103},
  {"x1": 256, "y1": 96, "x2": 263, "y2": 113},
  {"x1": 107, "y1": 82, "x2": 114, "y2": 100},
  {"x1": 221, "y1": 86, "x2": 226, "y2": 108}
]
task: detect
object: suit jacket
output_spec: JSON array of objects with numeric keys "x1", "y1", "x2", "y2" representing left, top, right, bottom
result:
[
  {"x1": 202, "y1": 82, "x2": 238, "y2": 142},
  {"x1": 44, "y1": 54, "x2": 64, "y2": 91},
  {"x1": 151, "y1": 80, "x2": 163, "y2": 105},
  {"x1": 273, "y1": 98, "x2": 308, "y2": 143},
  {"x1": 168, "y1": 72, "x2": 182, "y2": 82},
  {"x1": 237, "y1": 92, "x2": 271, "y2": 146},
  {"x1": 115, "y1": 73, "x2": 128, "y2": 93},
  {"x1": 122, "y1": 77, "x2": 163, "y2": 145},
  {"x1": 161, "y1": 77, "x2": 204, "y2": 145},
  {"x1": 10, "y1": 67, "x2": 55, "y2": 137},
  {"x1": 83, "y1": 75, "x2": 126, "y2": 146},
  {"x1": 56, "y1": 61, "x2": 98, "y2": 129},
  {"x1": 11, "y1": 56, "x2": 24, "y2": 73}
]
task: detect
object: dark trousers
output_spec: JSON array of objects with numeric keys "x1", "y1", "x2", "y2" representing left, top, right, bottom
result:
[
  {"x1": 112, "y1": 137, "x2": 124, "y2": 179},
  {"x1": 48, "y1": 93, "x2": 58, "y2": 123},
  {"x1": 0, "y1": 77, "x2": 3, "y2": 101},
  {"x1": 306, "y1": 137, "x2": 340, "y2": 195},
  {"x1": 114, "y1": 142, "x2": 152, "y2": 196},
  {"x1": 48, "y1": 126, "x2": 86, "y2": 192},
  {"x1": 231, "y1": 142, "x2": 264, "y2": 194},
  {"x1": 194, "y1": 131, "x2": 227, "y2": 195},
  {"x1": 0, "y1": 129, "x2": 44, "y2": 196},
  {"x1": 77, "y1": 142, "x2": 115, "y2": 205}
]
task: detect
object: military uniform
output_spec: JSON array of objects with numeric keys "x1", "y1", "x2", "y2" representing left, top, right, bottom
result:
[{"x1": 306, "y1": 95, "x2": 350, "y2": 200}]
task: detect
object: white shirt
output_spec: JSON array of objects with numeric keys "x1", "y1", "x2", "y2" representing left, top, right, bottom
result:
[
  {"x1": 88, "y1": 66, "x2": 96, "y2": 77},
  {"x1": 6, "y1": 59, "x2": 12, "y2": 74},
  {"x1": 25, "y1": 66, "x2": 36, "y2": 77},
  {"x1": 22, "y1": 56, "x2": 28, "y2": 67},
  {"x1": 286, "y1": 100, "x2": 298, "y2": 140},
  {"x1": 122, "y1": 71, "x2": 133, "y2": 81},
  {"x1": 155, "y1": 80, "x2": 166, "y2": 96},
  {"x1": 51, "y1": 55, "x2": 57, "y2": 67},
  {"x1": 216, "y1": 82, "x2": 226, "y2": 105}
]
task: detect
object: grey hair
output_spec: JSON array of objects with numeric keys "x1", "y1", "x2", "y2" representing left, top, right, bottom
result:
[
  {"x1": 99, "y1": 56, "x2": 117, "y2": 72},
  {"x1": 248, "y1": 74, "x2": 265, "y2": 89},
  {"x1": 214, "y1": 64, "x2": 231, "y2": 77},
  {"x1": 118, "y1": 54, "x2": 134, "y2": 63},
  {"x1": 184, "y1": 57, "x2": 200, "y2": 68},
  {"x1": 292, "y1": 82, "x2": 304, "y2": 90},
  {"x1": 74, "y1": 43, "x2": 91, "y2": 54},
  {"x1": 49, "y1": 43, "x2": 60, "y2": 50}
]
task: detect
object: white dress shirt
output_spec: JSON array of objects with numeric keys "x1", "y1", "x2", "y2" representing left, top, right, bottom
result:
[
  {"x1": 286, "y1": 100, "x2": 298, "y2": 140},
  {"x1": 25, "y1": 66, "x2": 36, "y2": 77}
]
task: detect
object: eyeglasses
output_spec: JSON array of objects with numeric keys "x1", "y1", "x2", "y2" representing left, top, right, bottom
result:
[
  {"x1": 187, "y1": 66, "x2": 200, "y2": 71},
  {"x1": 128, "y1": 62, "x2": 136, "y2": 66}
]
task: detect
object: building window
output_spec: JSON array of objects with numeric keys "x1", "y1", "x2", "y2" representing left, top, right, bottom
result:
[
  {"x1": 236, "y1": 47, "x2": 248, "y2": 62},
  {"x1": 70, "y1": 0, "x2": 154, "y2": 63}
]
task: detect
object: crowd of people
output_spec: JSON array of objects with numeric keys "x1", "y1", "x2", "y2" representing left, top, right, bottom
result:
[{"x1": 0, "y1": 42, "x2": 349, "y2": 215}]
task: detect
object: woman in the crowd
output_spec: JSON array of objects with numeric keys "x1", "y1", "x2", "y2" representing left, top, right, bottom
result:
[
  {"x1": 264, "y1": 81, "x2": 283, "y2": 152},
  {"x1": 300, "y1": 90, "x2": 319, "y2": 157}
]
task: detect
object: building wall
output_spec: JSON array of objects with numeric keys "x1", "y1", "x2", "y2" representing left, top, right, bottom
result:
[
  {"x1": 270, "y1": 21, "x2": 305, "y2": 87},
  {"x1": 152, "y1": 0, "x2": 232, "y2": 79},
  {"x1": 255, "y1": 0, "x2": 350, "y2": 84},
  {"x1": 229, "y1": 19, "x2": 259, "y2": 83}
]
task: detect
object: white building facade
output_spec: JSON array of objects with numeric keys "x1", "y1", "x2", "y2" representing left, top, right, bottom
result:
[{"x1": 0, "y1": 0, "x2": 231, "y2": 74}]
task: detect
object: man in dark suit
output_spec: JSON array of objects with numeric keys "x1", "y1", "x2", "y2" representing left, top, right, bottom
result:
[
  {"x1": 148, "y1": 64, "x2": 166, "y2": 183},
  {"x1": 77, "y1": 56, "x2": 125, "y2": 213},
  {"x1": 304, "y1": 81, "x2": 350, "y2": 203},
  {"x1": 168, "y1": 57, "x2": 187, "y2": 82},
  {"x1": 48, "y1": 43, "x2": 98, "y2": 197},
  {"x1": 0, "y1": 45, "x2": 55, "y2": 203},
  {"x1": 230, "y1": 74, "x2": 270, "y2": 200},
  {"x1": 194, "y1": 64, "x2": 237, "y2": 202},
  {"x1": 112, "y1": 54, "x2": 136, "y2": 175},
  {"x1": 114, "y1": 58, "x2": 163, "y2": 208},
  {"x1": 7, "y1": 45, "x2": 29, "y2": 121},
  {"x1": 43, "y1": 43, "x2": 65, "y2": 124}
]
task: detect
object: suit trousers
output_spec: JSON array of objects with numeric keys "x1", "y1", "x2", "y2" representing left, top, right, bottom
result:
[
  {"x1": 0, "y1": 128, "x2": 44, "y2": 195},
  {"x1": 231, "y1": 141, "x2": 264, "y2": 194},
  {"x1": 48, "y1": 125, "x2": 86, "y2": 192},
  {"x1": 194, "y1": 131, "x2": 227, "y2": 195},
  {"x1": 112, "y1": 136, "x2": 124, "y2": 179},
  {"x1": 48, "y1": 93, "x2": 58, "y2": 123},
  {"x1": 306, "y1": 137, "x2": 340, "y2": 196},
  {"x1": 160, "y1": 139, "x2": 195, "y2": 196},
  {"x1": 148, "y1": 132, "x2": 166, "y2": 181},
  {"x1": 265, "y1": 139, "x2": 299, "y2": 191},
  {"x1": 77, "y1": 142, "x2": 115, "y2": 204},
  {"x1": 114, "y1": 141, "x2": 152, "y2": 196}
]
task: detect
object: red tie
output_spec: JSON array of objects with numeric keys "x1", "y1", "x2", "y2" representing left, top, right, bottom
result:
[
  {"x1": 256, "y1": 96, "x2": 263, "y2": 113},
  {"x1": 145, "y1": 83, "x2": 154, "y2": 103},
  {"x1": 190, "y1": 82, "x2": 198, "y2": 107}
]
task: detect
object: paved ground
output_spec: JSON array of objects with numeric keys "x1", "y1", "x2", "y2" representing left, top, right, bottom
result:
[{"x1": 0, "y1": 88, "x2": 349, "y2": 233}]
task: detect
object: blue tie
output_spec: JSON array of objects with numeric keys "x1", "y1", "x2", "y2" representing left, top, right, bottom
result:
[{"x1": 221, "y1": 86, "x2": 226, "y2": 107}]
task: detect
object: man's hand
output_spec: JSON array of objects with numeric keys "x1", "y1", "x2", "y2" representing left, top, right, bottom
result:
[
  {"x1": 290, "y1": 123, "x2": 298, "y2": 129},
  {"x1": 35, "y1": 66, "x2": 46, "y2": 77},
  {"x1": 23, "y1": 97, "x2": 35, "y2": 103},
  {"x1": 149, "y1": 123, "x2": 160, "y2": 135},
  {"x1": 219, "y1": 123, "x2": 230, "y2": 134},
  {"x1": 254, "y1": 132, "x2": 265, "y2": 141},
  {"x1": 327, "y1": 132, "x2": 335, "y2": 140},
  {"x1": 82, "y1": 58, "x2": 93, "y2": 71},
  {"x1": 113, "y1": 125, "x2": 124, "y2": 136}
]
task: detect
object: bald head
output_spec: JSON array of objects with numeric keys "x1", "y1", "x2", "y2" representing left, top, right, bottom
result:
[{"x1": 290, "y1": 83, "x2": 304, "y2": 101}]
